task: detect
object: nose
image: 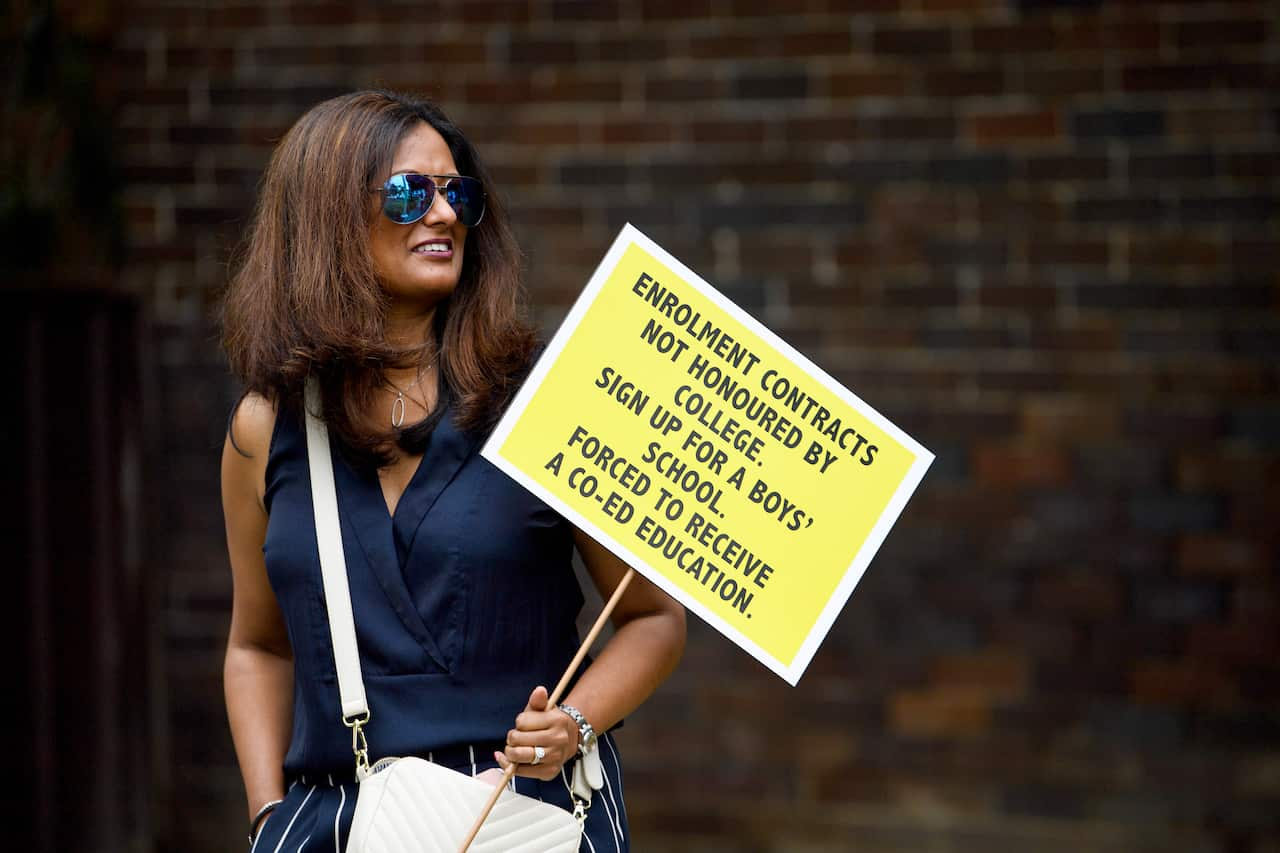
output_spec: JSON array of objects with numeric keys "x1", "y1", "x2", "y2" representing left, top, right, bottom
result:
[{"x1": 422, "y1": 183, "x2": 458, "y2": 227}]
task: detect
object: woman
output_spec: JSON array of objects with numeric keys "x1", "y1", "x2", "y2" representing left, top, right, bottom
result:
[{"x1": 221, "y1": 90, "x2": 686, "y2": 852}]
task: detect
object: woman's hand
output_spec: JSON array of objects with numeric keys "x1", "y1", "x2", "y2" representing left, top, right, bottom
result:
[
  {"x1": 496, "y1": 685, "x2": 579, "y2": 781},
  {"x1": 223, "y1": 394, "x2": 293, "y2": 829}
]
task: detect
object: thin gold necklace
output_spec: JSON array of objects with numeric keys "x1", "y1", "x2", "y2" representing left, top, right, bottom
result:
[{"x1": 388, "y1": 360, "x2": 433, "y2": 428}]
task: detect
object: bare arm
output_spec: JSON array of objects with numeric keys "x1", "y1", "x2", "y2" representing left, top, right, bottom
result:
[
  {"x1": 221, "y1": 393, "x2": 294, "y2": 820},
  {"x1": 501, "y1": 528, "x2": 686, "y2": 779}
]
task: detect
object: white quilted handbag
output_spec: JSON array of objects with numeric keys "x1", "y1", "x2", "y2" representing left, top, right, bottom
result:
[
  {"x1": 346, "y1": 756, "x2": 580, "y2": 853},
  {"x1": 304, "y1": 381, "x2": 584, "y2": 853}
]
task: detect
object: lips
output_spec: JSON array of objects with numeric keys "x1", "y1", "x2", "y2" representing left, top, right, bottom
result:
[{"x1": 411, "y1": 238, "x2": 453, "y2": 257}]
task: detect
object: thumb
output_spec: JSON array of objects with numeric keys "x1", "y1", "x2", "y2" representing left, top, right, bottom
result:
[{"x1": 527, "y1": 684, "x2": 549, "y2": 712}]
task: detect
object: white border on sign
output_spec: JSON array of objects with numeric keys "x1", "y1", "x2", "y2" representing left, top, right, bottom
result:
[{"x1": 482, "y1": 223, "x2": 934, "y2": 685}]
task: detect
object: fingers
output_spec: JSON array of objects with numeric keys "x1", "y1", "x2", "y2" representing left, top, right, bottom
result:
[
  {"x1": 502, "y1": 724, "x2": 574, "y2": 777},
  {"x1": 495, "y1": 749, "x2": 561, "y2": 782},
  {"x1": 527, "y1": 684, "x2": 549, "y2": 712},
  {"x1": 506, "y1": 713, "x2": 576, "y2": 755},
  {"x1": 500, "y1": 692, "x2": 580, "y2": 781},
  {"x1": 513, "y1": 686, "x2": 560, "y2": 734}
]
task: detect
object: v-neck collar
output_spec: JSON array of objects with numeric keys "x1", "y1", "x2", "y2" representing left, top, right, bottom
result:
[
  {"x1": 390, "y1": 410, "x2": 478, "y2": 565},
  {"x1": 329, "y1": 406, "x2": 479, "y2": 671}
]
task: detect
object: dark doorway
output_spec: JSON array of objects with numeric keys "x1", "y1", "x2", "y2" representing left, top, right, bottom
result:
[{"x1": 3, "y1": 291, "x2": 154, "y2": 852}]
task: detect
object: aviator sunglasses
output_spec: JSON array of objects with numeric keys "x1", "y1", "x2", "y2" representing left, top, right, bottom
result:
[{"x1": 374, "y1": 172, "x2": 486, "y2": 227}]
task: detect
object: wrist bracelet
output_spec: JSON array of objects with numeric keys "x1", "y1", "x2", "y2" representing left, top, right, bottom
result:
[
  {"x1": 558, "y1": 704, "x2": 598, "y2": 755},
  {"x1": 248, "y1": 799, "x2": 283, "y2": 846}
]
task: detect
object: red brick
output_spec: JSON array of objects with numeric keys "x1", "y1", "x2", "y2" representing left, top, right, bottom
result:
[
  {"x1": 123, "y1": 203, "x2": 156, "y2": 230},
  {"x1": 507, "y1": 120, "x2": 583, "y2": 146},
  {"x1": 285, "y1": 3, "x2": 360, "y2": 25},
  {"x1": 973, "y1": 190, "x2": 1064, "y2": 226},
  {"x1": 506, "y1": 35, "x2": 580, "y2": 66},
  {"x1": 586, "y1": 34, "x2": 669, "y2": 63},
  {"x1": 551, "y1": 0, "x2": 621, "y2": 22},
  {"x1": 640, "y1": 0, "x2": 714, "y2": 19},
  {"x1": 1019, "y1": 66, "x2": 1107, "y2": 97},
  {"x1": 459, "y1": 1, "x2": 533, "y2": 24},
  {"x1": 687, "y1": 32, "x2": 763, "y2": 60},
  {"x1": 207, "y1": 4, "x2": 269, "y2": 28},
  {"x1": 780, "y1": 29, "x2": 854, "y2": 57},
  {"x1": 739, "y1": 236, "x2": 814, "y2": 273},
  {"x1": 1228, "y1": 239, "x2": 1280, "y2": 266},
  {"x1": 890, "y1": 688, "x2": 991, "y2": 738},
  {"x1": 1225, "y1": 149, "x2": 1280, "y2": 179},
  {"x1": 484, "y1": 162, "x2": 540, "y2": 188},
  {"x1": 1123, "y1": 62, "x2": 1268, "y2": 92},
  {"x1": 829, "y1": 69, "x2": 911, "y2": 98},
  {"x1": 973, "y1": 443, "x2": 1073, "y2": 488},
  {"x1": 1188, "y1": 620, "x2": 1280, "y2": 665},
  {"x1": 729, "y1": 0, "x2": 834, "y2": 13},
  {"x1": 1027, "y1": 236, "x2": 1109, "y2": 266},
  {"x1": 1056, "y1": 18, "x2": 1162, "y2": 52},
  {"x1": 1174, "y1": 19, "x2": 1269, "y2": 50},
  {"x1": 781, "y1": 115, "x2": 861, "y2": 143},
  {"x1": 168, "y1": 46, "x2": 234, "y2": 72},
  {"x1": 920, "y1": 0, "x2": 1002, "y2": 10},
  {"x1": 59, "y1": 0, "x2": 114, "y2": 36},
  {"x1": 1177, "y1": 450, "x2": 1280, "y2": 493},
  {"x1": 461, "y1": 76, "x2": 535, "y2": 105},
  {"x1": 644, "y1": 73, "x2": 725, "y2": 102},
  {"x1": 1021, "y1": 395, "x2": 1120, "y2": 440},
  {"x1": 872, "y1": 25, "x2": 952, "y2": 55},
  {"x1": 689, "y1": 119, "x2": 767, "y2": 144},
  {"x1": 1127, "y1": 233, "x2": 1222, "y2": 269},
  {"x1": 923, "y1": 66, "x2": 1004, "y2": 97},
  {"x1": 510, "y1": 203, "x2": 585, "y2": 228},
  {"x1": 933, "y1": 650, "x2": 1029, "y2": 701},
  {"x1": 873, "y1": 112, "x2": 958, "y2": 140},
  {"x1": 599, "y1": 119, "x2": 675, "y2": 145},
  {"x1": 978, "y1": 284, "x2": 1059, "y2": 311},
  {"x1": 970, "y1": 109, "x2": 1060, "y2": 145},
  {"x1": 1134, "y1": 661, "x2": 1240, "y2": 709},
  {"x1": 1179, "y1": 535, "x2": 1270, "y2": 576},
  {"x1": 1169, "y1": 105, "x2": 1270, "y2": 139},
  {"x1": 531, "y1": 74, "x2": 622, "y2": 103},
  {"x1": 971, "y1": 21, "x2": 1055, "y2": 54},
  {"x1": 826, "y1": 0, "x2": 902, "y2": 11},
  {"x1": 1156, "y1": 363, "x2": 1272, "y2": 396},
  {"x1": 1032, "y1": 573, "x2": 1125, "y2": 619}
]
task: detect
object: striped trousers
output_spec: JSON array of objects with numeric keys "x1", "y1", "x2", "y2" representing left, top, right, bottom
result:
[{"x1": 250, "y1": 732, "x2": 629, "y2": 853}]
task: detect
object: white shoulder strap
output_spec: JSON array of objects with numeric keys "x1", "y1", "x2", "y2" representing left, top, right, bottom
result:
[{"x1": 303, "y1": 378, "x2": 369, "y2": 721}]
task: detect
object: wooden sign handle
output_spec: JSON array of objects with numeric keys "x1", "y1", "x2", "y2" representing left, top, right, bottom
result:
[{"x1": 457, "y1": 568, "x2": 636, "y2": 852}]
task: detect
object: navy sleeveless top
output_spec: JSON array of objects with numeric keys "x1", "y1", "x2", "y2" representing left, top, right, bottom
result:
[{"x1": 263, "y1": 401, "x2": 584, "y2": 777}]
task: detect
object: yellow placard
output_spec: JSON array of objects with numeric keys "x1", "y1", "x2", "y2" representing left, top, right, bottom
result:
[{"x1": 482, "y1": 225, "x2": 933, "y2": 684}]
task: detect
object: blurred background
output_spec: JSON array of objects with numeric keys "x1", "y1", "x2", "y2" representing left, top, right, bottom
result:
[{"x1": 4, "y1": 0, "x2": 1277, "y2": 850}]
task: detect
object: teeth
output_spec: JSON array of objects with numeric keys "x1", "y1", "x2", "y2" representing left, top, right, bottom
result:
[{"x1": 414, "y1": 243, "x2": 450, "y2": 254}]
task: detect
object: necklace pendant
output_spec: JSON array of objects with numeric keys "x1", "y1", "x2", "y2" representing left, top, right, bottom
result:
[{"x1": 391, "y1": 393, "x2": 406, "y2": 428}]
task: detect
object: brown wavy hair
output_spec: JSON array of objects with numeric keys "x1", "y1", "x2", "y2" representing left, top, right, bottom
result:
[{"x1": 221, "y1": 90, "x2": 536, "y2": 469}]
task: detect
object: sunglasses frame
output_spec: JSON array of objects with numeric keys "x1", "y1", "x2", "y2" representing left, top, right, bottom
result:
[{"x1": 372, "y1": 172, "x2": 487, "y2": 228}]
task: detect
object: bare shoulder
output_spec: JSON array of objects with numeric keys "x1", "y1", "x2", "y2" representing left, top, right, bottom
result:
[
  {"x1": 227, "y1": 391, "x2": 279, "y2": 461},
  {"x1": 222, "y1": 392, "x2": 279, "y2": 514}
]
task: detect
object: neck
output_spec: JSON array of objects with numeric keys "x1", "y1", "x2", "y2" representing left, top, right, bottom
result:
[{"x1": 384, "y1": 304, "x2": 437, "y2": 353}]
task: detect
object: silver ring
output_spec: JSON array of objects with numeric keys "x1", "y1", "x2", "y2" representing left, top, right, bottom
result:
[{"x1": 531, "y1": 745, "x2": 545, "y2": 766}]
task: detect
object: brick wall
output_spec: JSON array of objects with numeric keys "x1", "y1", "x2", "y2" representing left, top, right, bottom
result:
[{"x1": 101, "y1": 1, "x2": 1279, "y2": 850}]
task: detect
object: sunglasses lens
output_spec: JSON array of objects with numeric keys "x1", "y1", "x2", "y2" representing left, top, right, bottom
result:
[
  {"x1": 382, "y1": 174, "x2": 435, "y2": 224},
  {"x1": 444, "y1": 177, "x2": 486, "y2": 227},
  {"x1": 381, "y1": 174, "x2": 485, "y2": 226}
]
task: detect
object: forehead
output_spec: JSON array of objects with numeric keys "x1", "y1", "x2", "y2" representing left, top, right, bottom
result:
[{"x1": 389, "y1": 123, "x2": 458, "y2": 175}]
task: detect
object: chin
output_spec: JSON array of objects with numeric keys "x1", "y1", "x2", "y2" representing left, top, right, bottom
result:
[{"x1": 391, "y1": 279, "x2": 457, "y2": 306}]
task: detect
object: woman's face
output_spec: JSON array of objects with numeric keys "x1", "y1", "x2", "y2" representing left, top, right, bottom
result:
[{"x1": 369, "y1": 122, "x2": 469, "y2": 310}]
